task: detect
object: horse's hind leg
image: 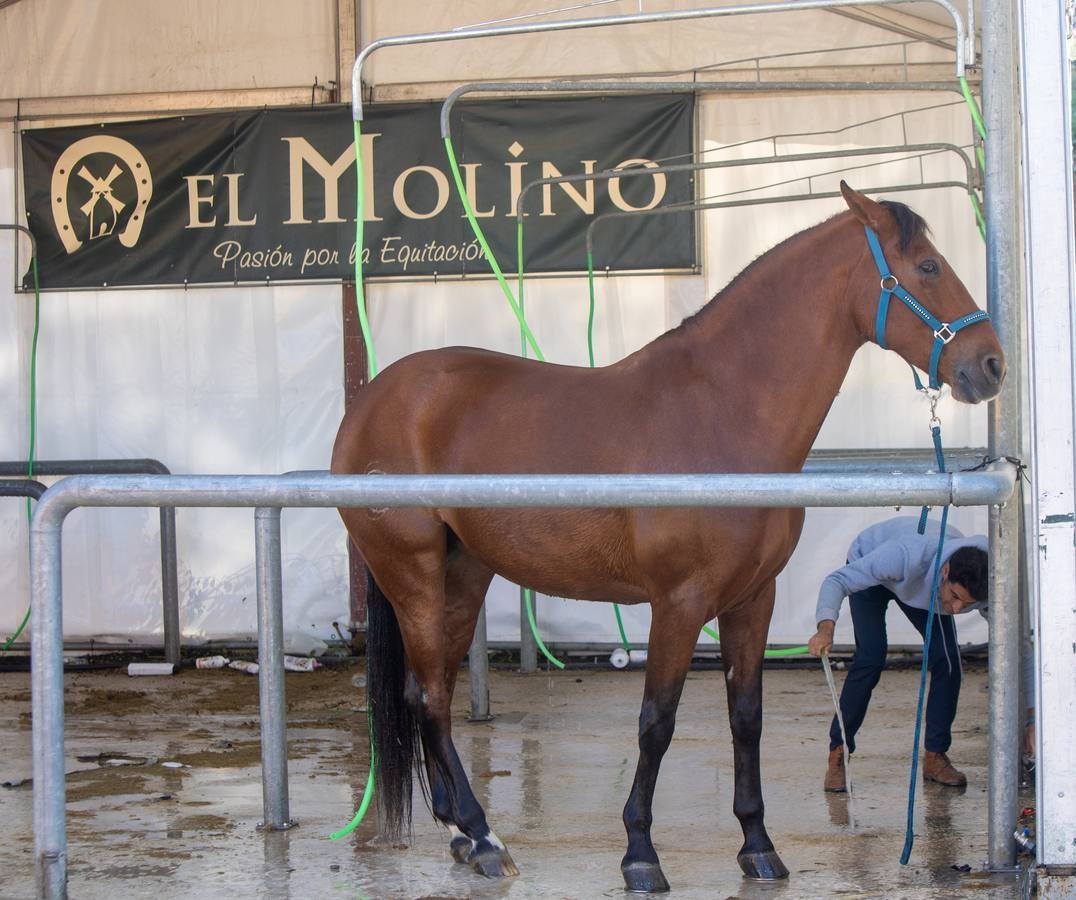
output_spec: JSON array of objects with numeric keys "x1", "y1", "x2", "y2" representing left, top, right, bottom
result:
[
  {"x1": 620, "y1": 602, "x2": 702, "y2": 893},
  {"x1": 410, "y1": 549, "x2": 518, "y2": 877},
  {"x1": 717, "y1": 581, "x2": 789, "y2": 881}
]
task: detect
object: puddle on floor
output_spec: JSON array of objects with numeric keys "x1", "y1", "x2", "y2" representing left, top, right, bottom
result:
[{"x1": 0, "y1": 662, "x2": 1029, "y2": 898}]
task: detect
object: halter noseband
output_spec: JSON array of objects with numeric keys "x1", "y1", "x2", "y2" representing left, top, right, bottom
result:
[{"x1": 864, "y1": 226, "x2": 990, "y2": 391}]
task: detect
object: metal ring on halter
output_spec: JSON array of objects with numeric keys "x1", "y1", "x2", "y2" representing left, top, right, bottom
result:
[
  {"x1": 933, "y1": 324, "x2": 956, "y2": 343},
  {"x1": 922, "y1": 388, "x2": 942, "y2": 428},
  {"x1": 880, "y1": 274, "x2": 899, "y2": 291}
]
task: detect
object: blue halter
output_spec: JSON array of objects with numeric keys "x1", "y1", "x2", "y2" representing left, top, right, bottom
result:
[{"x1": 864, "y1": 226, "x2": 990, "y2": 391}]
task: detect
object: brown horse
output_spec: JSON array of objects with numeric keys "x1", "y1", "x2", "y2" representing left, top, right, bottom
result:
[{"x1": 331, "y1": 182, "x2": 1005, "y2": 892}]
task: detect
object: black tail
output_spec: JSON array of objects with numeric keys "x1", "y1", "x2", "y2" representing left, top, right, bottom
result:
[{"x1": 365, "y1": 572, "x2": 423, "y2": 839}]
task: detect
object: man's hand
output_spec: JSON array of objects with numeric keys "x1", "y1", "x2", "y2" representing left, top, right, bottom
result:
[{"x1": 808, "y1": 620, "x2": 836, "y2": 658}]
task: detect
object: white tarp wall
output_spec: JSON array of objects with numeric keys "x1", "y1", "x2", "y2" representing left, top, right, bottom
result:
[{"x1": 1, "y1": 0, "x2": 989, "y2": 651}]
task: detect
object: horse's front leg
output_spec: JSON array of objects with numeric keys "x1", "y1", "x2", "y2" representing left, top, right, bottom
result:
[
  {"x1": 717, "y1": 582, "x2": 789, "y2": 881},
  {"x1": 620, "y1": 603, "x2": 700, "y2": 893}
]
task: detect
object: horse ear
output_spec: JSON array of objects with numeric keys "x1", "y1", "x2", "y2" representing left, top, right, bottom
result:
[{"x1": 840, "y1": 180, "x2": 889, "y2": 233}]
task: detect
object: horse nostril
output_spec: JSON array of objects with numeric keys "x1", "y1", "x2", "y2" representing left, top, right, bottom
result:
[{"x1": 983, "y1": 354, "x2": 1005, "y2": 385}]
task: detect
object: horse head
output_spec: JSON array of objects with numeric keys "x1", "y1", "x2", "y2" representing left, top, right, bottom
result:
[{"x1": 841, "y1": 181, "x2": 1005, "y2": 403}]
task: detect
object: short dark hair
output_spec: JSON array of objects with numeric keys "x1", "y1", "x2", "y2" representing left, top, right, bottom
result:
[{"x1": 947, "y1": 546, "x2": 989, "y2": 604}]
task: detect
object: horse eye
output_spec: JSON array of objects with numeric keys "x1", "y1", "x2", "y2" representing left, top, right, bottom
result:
[{"x1": 918, "y1": 259, "x2": 939, "y2": 275}]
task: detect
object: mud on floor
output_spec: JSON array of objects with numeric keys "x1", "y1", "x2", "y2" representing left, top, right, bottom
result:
[{"x1": 0, "y1": 659, "x2": 1031, "y2": 899}]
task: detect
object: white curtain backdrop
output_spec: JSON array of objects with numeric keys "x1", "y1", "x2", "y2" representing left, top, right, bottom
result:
[{"x1": 0, "y1": 0, "x2": 990, "y2": 650}]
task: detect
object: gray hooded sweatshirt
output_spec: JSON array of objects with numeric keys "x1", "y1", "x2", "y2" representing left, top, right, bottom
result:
[
  {"x1": 815, "y1": 516, "x2": 1035, "y2": 719},
  {"x1": 815, "y1": 515, "x2": 988, "y2": 626}
]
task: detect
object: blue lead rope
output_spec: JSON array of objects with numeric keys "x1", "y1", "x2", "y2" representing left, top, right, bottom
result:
[
  {"x1": 900, "y1": 502, "x2": 950, "y2": 865},
  {"x1": 860, "y1": 224, "x2": 971, "y2": 864},
  {"x1": 902, "y1": 388, "x2": 950, "y2": 863},
  {"x1": 917, "y1": 419, "x2": 947, "y2": 534}
]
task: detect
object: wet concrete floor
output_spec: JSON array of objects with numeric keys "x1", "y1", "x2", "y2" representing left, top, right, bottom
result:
[{"x1": 0, "y1": 658, "x2": 1031, "y2": 899}]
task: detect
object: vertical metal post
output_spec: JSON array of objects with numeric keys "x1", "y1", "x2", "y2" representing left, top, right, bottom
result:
[
  {"x1": 335, "y1": 0, "x2": 357, "y2": 105},
  {"x1": 254, "y1": 508, "x2": 294, "y2": 830},
  {"x1": 159, "y1": 507, "x2": 181, "y2": 666},
  {"x1": 1016, "y1": 0, "x2": 1076, "y2": 887},
  {"x1": 468, "y1": 603, "x2": 492, "y2": 721},
  {"x1": 30, "y1": 512, "x2": 67, "y2": 899},
  {"x1": 982, "y1": 0, "x2": 1024, "y2": 869},
  {"x1": 519, "y1": 586, "x2": 538, "y2": 674}
]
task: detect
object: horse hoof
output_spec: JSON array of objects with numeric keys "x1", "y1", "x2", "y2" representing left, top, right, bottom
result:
[
  {"x1": 450, "y1": 834, "x2": 473, "y2": 864},
  {"x1": 468, "y1": 841, "x2": 519, "y2": 878},
  {"x1": 737, "y1": 850, "x2": 790, "y2": 881},
  {"x1": 621, "y1": 861, "x2": 671, "y2": 893}
]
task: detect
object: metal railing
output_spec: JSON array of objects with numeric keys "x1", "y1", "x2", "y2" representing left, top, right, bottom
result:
[
  {"x1": 29, "y1": 465, "x2": 1015, "y2": 898},
  {"x1": 1, "y1": 478, "x2": 47, "y2": 502},
  {"x1": 352, "y1": 0, "x2": 969, "y2": 121},
  {"x1": 1, "y1": 460, "x2": 181, "y2": 664}
]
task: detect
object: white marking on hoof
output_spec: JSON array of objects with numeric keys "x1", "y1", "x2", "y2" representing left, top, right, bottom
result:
[{"x1": 726, "y1": 666, "x2": 735, "y2": 681}]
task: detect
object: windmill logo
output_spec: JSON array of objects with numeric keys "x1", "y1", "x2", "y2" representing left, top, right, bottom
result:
[{"x1": 50, "y1": 135, "x2": 153, "y2": 254}]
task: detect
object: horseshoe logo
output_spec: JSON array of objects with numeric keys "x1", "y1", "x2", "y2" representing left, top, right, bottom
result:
[{"x1": 50, "y1": 136, "x2": 152, "y2": 254}]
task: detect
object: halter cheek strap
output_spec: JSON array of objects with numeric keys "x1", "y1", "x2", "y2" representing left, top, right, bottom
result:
[{"x1": 864, "y1": 226, "x2": 990, "y2": 390}]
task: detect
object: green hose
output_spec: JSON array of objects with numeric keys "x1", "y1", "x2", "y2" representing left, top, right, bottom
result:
[
  {"x1": 444, "y1": 133, "x2": 566, "y2": 668},
  {"x1": 352, "y1": 121, "x2": 377, "y2": 381},
  {"x1": 700, "y1": 623, "x2": 810, "y2": 658},
  {"x1": 444, "y1": 136, "x2": 543, "y2": 361},
  {"x1": 612, "y1": 603, "x2": 631, "y2": 653},
  {"x1": 958, "y1": 76, "x2": 987, "y2": 143},
  {"x1": 333, "y1": 121, "x2": 379, "y2": 837},
  {"x1": 330, "y1": 717, "x2": 377, "y2": 840},
  {"x1": 958, "y1": 76, "x2": 988, "y2": 240},
  {"x1": 523, "y1": 588, "x2": 566, "y2": 670},
  {"x1": 3, "y1": 253, "x2": 41, "y2": 653}
]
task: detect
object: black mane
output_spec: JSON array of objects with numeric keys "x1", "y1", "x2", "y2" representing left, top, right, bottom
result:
[{"x1": 880, "y1": 200, "x2": 930, "y2": 252}]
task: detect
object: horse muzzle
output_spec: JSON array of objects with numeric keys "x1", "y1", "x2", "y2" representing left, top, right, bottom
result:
[{"x1": 950, "y1": 351, "x2": 1006, "y2": 403}]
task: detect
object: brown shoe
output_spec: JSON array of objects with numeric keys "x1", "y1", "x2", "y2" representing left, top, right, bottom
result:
[
  {"x1": 923, "y1": 751, "x2": 967, "y2": 787},
  {"x1": 824, "y1": 746, "x2": 848, "y2": 792}
]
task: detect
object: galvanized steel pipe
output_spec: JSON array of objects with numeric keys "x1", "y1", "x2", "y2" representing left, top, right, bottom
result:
[
  {"x1": 982, "y1": 0, "x2": 1024, "y2": 870},
  {"x1": 30, "y1": 464, "x2": 1015, "y2": 898},
  {"x1": 439, "y1": 81, "x2": 965, "y2": 139},
  {"x1": 584, "y1": 182, "x2": 975, "y2": 263},
  {"x1": 518, "y1": 144, "x2": 976, "y2": 245},
  {"x1": 1, "y1": 459, "x2": 181, "y2": 665},
  {"x1": 30, "y1": 470, "x2": 1014, "y2": 516},
  {"x1": 353, "y1": 0, "x2": 967, "y2": 120},
  {"x1": 254, "y1": 508, "x2": 294, "y2": 832},
  {"x1": 469, "y1": 605, "x2": 492, "y2": 721}
]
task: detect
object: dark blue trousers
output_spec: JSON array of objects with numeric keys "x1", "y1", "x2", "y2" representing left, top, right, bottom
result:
[{"x1": 829, "y1": 584, "x2": 962, "y2": 754}]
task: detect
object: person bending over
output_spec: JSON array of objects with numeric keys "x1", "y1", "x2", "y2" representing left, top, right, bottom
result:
[{"x1": 807, "y1": 515, "x2": 988, "y2": 792}]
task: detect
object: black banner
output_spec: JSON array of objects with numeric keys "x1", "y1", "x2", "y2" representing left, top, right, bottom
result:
[{"x1": 20, "y1": 96, "x2": 695, "y2": 289}]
